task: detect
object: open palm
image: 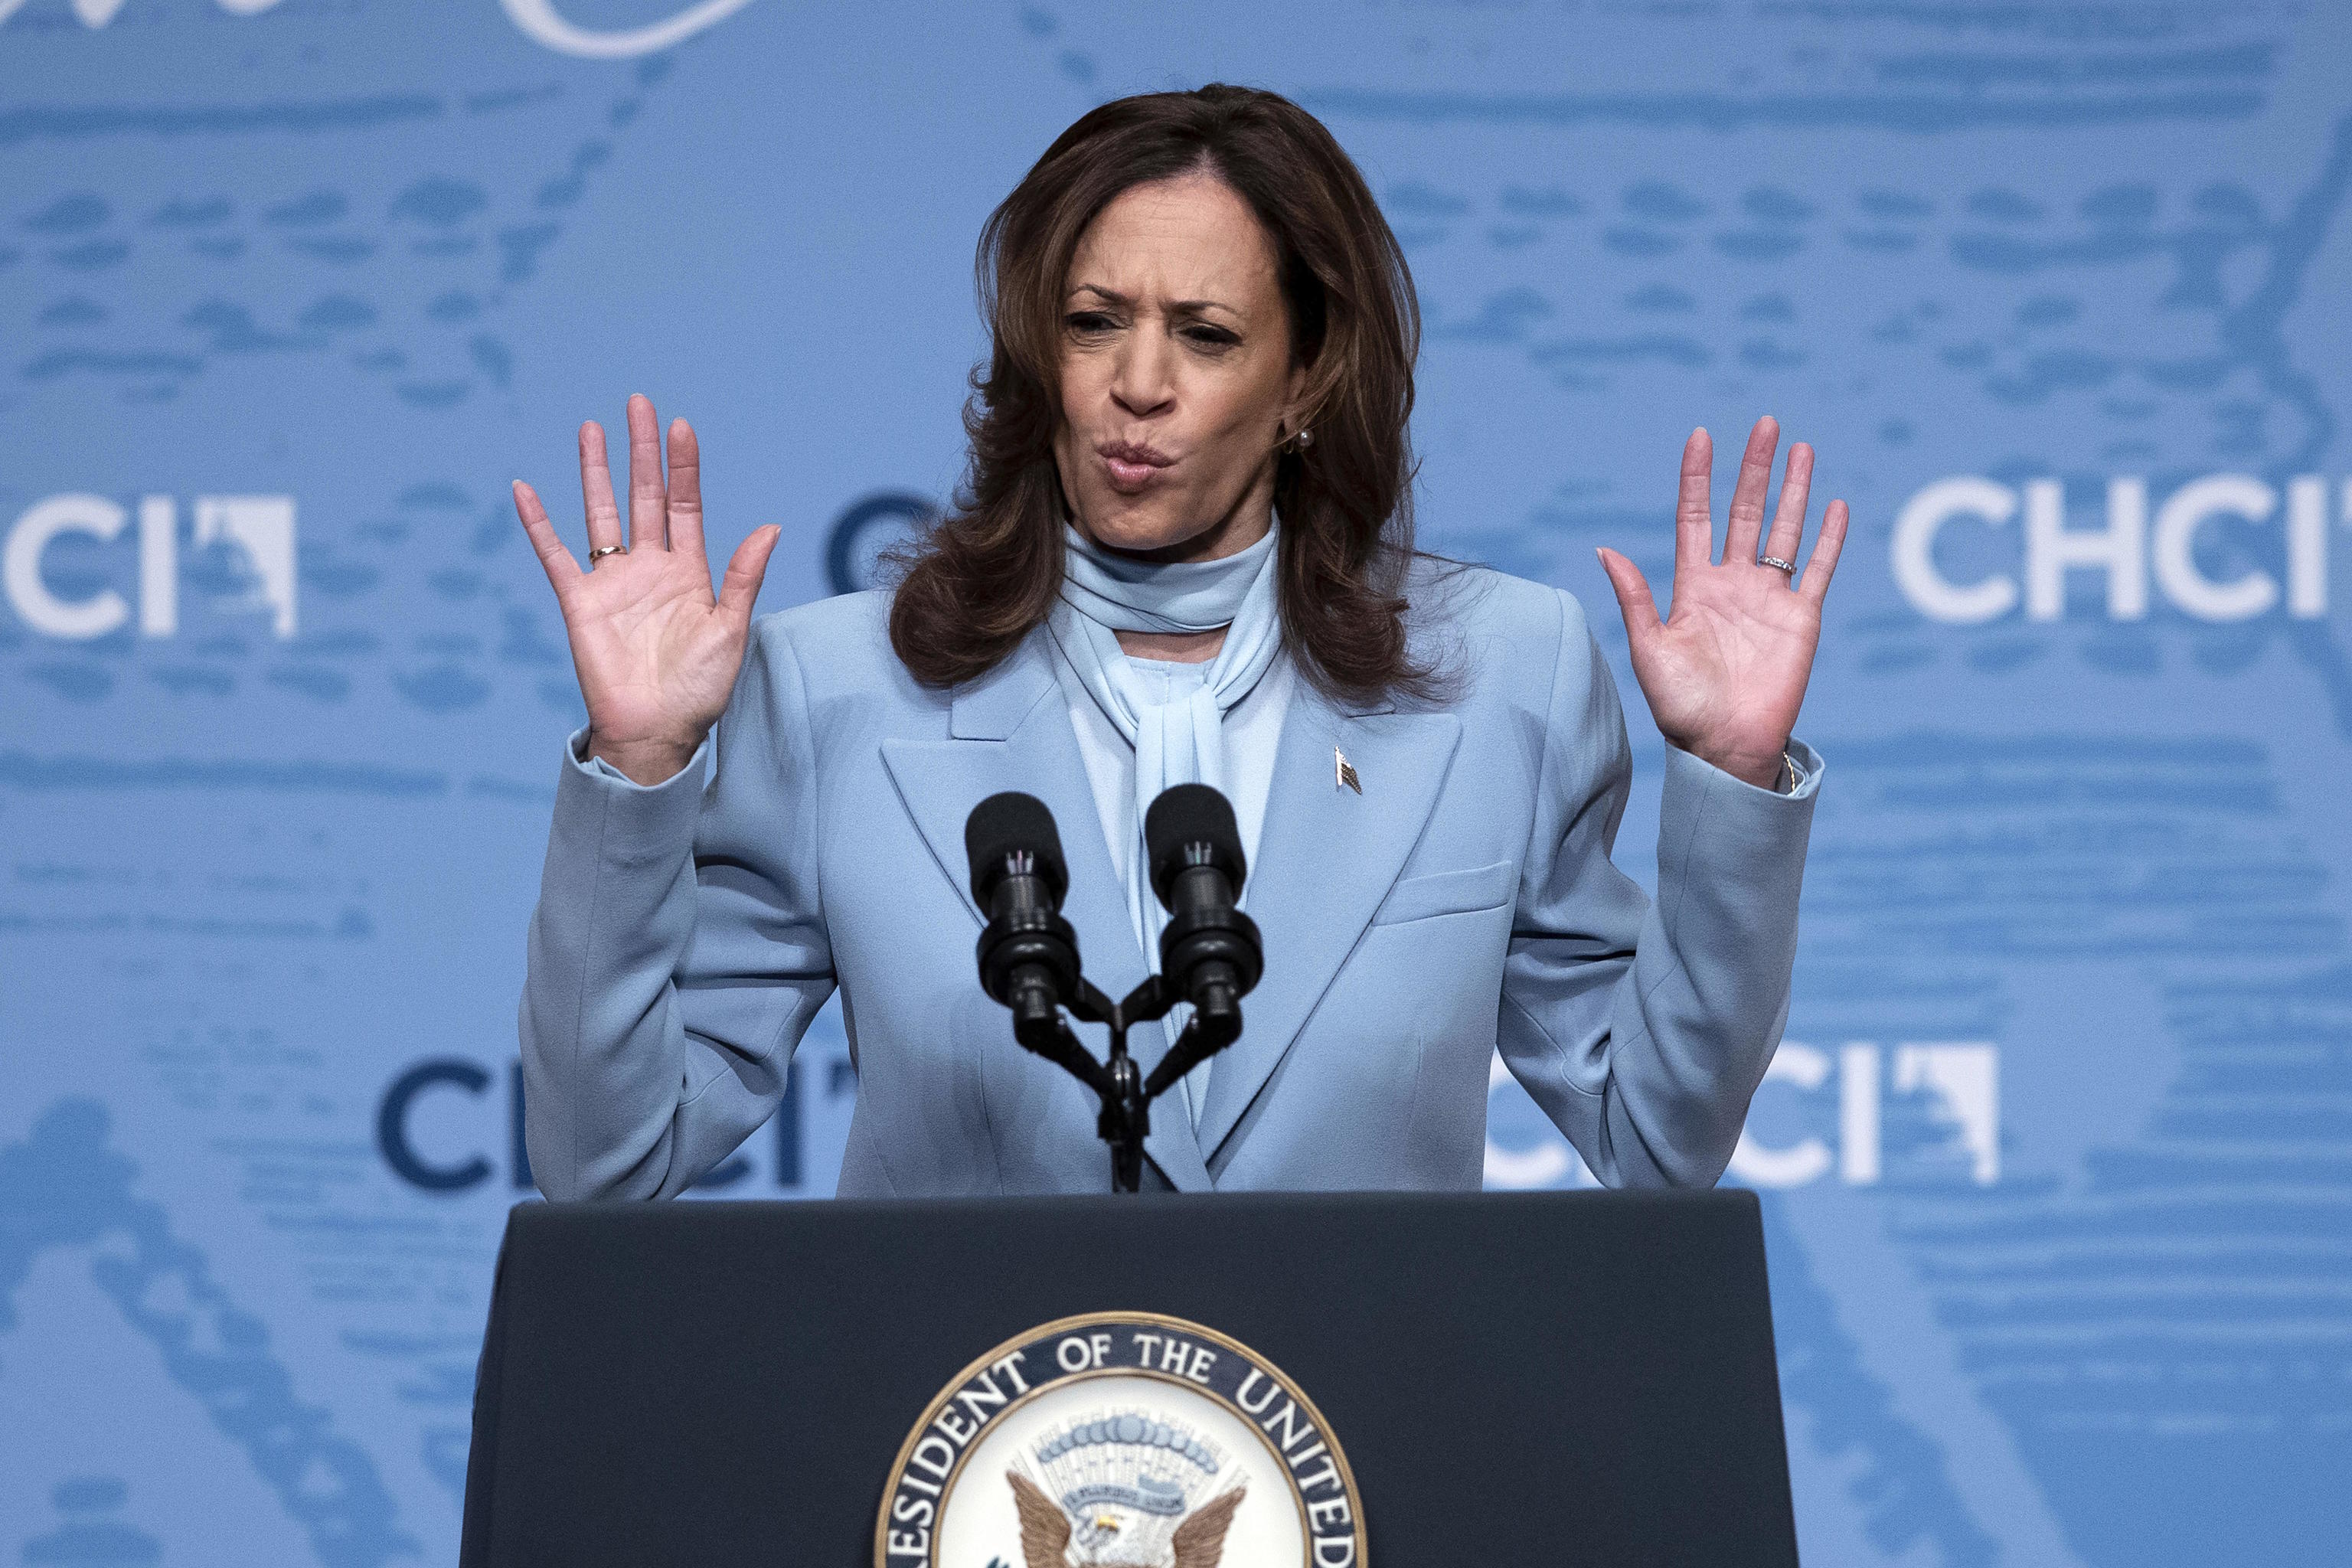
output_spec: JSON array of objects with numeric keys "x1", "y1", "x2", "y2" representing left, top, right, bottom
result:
[
  {"x1": 1596, "y1": 417, "x2": 1847, "y2": 790},
  {"x1": 514, "y1": 394, "x2": 780, "y2": 785}
]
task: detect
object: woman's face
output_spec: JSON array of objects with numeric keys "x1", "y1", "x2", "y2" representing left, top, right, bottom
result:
[{"x1": 1052, "y1": 173, "x2": 1308, "y2": 563}]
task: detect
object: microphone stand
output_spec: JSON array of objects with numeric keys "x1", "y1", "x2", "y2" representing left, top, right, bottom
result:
[{"x1": 1008, "y1": 974, "x2": 1242, "y2": 1194}]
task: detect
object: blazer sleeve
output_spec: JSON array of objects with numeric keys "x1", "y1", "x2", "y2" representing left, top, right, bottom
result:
[
  {"x1": 1497, "y1": 587, "x2": 1821, "y2": 1188},
  {"x1": 518, "y1": 619, "x2": 835, "y2": 1200}
]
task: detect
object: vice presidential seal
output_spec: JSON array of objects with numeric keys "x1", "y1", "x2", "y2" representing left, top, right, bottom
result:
[{"x1": 875, "y1": 1311, "x2": 1365, "y2": 1568}]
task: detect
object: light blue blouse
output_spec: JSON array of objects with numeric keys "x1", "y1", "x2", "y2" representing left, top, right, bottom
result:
[{"x1": 1047, "y1": 644, "x2": 1297, "y2": 1125}]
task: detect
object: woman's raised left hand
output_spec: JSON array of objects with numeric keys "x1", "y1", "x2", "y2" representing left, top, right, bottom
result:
[{"x1": 1596, "y1": 416, "x2": 1848, "y2": 790}]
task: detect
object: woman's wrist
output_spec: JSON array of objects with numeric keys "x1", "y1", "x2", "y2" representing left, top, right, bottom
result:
[
  {"x1": 1672, "y1": 737, "x2": 1788, "y2": 792},
  {"x1": 585, "y1": 730, "x2": 704, "y2": 787}
]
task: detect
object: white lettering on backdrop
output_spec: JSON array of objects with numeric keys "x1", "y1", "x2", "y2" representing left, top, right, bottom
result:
[
  {"x1": 1894, "y1": 473, "x2": 2349, "y2": 625},
  {"x1": 1482, "y1": 1043, "x2": 2002, "y2": 1191},
  {"x1": 4, "y1": 493, "x2": 297, "y2": 641}
]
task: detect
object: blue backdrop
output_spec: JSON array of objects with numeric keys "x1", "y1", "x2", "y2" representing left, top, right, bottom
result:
[{"x1": 4, "y1": 2, "x2": 2349, "y2": 1563}]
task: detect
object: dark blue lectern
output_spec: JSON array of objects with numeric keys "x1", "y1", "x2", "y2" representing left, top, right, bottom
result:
[{"x1": 460, "y1": 1190, "x2": 1797, "y2": 1566}]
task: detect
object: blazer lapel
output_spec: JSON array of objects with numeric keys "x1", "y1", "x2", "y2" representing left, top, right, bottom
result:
[
  {"x1": 876, "y1": 634, "x2": 1217, "y2": 1193},
  {"x1": 1196, "y1": 691, "x2": 1463, "y2": 1162}
]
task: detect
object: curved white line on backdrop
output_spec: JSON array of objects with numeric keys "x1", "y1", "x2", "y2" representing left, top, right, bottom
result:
[
  {"x1": 1, "y1": 0, "x2": 743, "y2": 54},
  {"x1": 499, "y1": 0, "x2": 758, "y2": 59},
  {"x1": 1, "y1": 0, "x2": 288, "y2": 27}
]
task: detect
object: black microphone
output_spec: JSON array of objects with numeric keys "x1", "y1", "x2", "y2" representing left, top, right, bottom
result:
[
  {"x1": 1145, "y1": 784, "x2": 1263, "y2": 1025},
  {"x1": 965, "y1": 792, "x2": 1080, "y2": 1040}
]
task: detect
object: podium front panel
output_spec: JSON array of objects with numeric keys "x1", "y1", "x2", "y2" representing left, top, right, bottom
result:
[{"x1": 460, "y1": 1190, "x2": 1795, "y2": 1566}]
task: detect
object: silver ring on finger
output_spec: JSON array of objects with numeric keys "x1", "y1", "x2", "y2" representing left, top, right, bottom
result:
[
  {"x1": 1758, "y1": 554, "x2": 1797, "y2": 574},
  {"x1": 588, "y1": 544, "x2": 628, "y2": 564}
]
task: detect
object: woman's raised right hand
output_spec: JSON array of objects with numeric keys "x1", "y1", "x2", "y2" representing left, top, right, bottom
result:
[{"x1": 514, "y1": 394, "x2": 781, "y2": 786}]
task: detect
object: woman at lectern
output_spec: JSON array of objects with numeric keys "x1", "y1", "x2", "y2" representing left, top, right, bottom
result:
[{"x1": 511, "y1": 86, "x2": 1845, "y2": 1200}]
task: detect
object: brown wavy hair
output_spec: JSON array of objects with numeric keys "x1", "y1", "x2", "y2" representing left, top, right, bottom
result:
[{"x1": 887, "y1": 83, "x2": 1433, "y2": 704}]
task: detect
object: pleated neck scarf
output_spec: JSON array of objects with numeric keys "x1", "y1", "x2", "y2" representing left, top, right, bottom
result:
[{"x1": 1045, "y1": 519, "x2": 1283, "y2": 976}]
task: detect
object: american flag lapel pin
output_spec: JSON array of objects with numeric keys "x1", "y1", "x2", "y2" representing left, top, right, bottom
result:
[{"x1": 1335, "y1": 746, "x2": 1362, "y2": 794}]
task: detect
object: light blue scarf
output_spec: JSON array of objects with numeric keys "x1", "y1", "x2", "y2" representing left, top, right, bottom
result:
[{"x1": 1046, "y1": 520, "x2": 1283, "y2": 1109}]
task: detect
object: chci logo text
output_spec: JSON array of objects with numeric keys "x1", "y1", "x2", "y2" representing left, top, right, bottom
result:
[
  {"x1": 1894, "y1": 474, "x2": 2347, "y2": 624},
  {"x1": 3, "y1": 492, "x2": 296, "y2": 640}
]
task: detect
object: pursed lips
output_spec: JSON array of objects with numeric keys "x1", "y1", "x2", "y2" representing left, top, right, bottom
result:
[{"x1": 1098, "y1": 440, "x2": 1175, "y2": 492}]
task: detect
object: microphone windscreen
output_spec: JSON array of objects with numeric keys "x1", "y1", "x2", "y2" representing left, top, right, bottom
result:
[
  {"x1": 1144, "y1": 783, "x2": 1246, "y2": 905},
  {"x1": 965, "y1": 791, "x2": 1068, "y2": 906}
]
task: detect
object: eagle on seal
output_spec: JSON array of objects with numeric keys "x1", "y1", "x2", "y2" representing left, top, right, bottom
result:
[{"x1": 1008, "y1": 1470, "x2": 1246, "y2": 1568}]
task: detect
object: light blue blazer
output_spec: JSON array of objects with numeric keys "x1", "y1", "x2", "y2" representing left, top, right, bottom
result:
[{"x1": 519, "y1": 563, "x2": 1821, "y2": 1199}]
